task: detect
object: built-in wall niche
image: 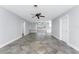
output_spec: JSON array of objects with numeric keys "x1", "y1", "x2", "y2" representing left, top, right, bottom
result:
[{"x1": 35, "y1": 20, "x2": 51, "y2": 34}]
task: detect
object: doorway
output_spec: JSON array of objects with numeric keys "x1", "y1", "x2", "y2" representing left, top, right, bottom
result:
[
  {"x1": 36, "y1": 20, "x2": 51, "y2": 35},
  {"x1": 60, "y1": 15, "x2": 69, "y2": 43},
  {"x1": 21, "y1": 22, "x2": 26, "y2": 37}
]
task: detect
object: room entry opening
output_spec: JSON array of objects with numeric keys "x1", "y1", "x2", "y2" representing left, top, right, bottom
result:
[{"x1": 36, "y1": 20, "x2": 52, "y2": 35}]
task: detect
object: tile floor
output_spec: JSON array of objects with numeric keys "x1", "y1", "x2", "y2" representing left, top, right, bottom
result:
[{"x1": 0, "y1": 33, "x2": 79, "y2": 54}]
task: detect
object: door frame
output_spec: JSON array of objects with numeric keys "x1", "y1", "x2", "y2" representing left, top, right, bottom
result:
[
  {"x1": 21, "y1": 21, "x2": 26, "y2": 36},
  {"x1": 59, "y1": 15, "x2": 69, "y2": 43}
]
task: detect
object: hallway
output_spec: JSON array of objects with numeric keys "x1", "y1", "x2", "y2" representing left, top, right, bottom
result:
[{"x1": 0, "y1": 33, "x2": 78, "y2": 54}]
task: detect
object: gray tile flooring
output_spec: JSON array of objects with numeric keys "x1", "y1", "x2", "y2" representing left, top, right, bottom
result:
[{"x1": 0, "y1": 33, "x2": 79, "y2": 54}]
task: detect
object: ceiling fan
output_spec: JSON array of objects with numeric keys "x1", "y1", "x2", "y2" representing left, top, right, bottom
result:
[
  {"x1": 31, "y1": 12, "x2": 45, "y2": 19},
  {"x1": 31, "y1": 5, "x2": 45, "y2": 19}
]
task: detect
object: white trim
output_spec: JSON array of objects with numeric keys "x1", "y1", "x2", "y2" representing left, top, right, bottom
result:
[
  {"x1": 59, "y1": 18, "x2": 62, "y2": 40},
  {"x1": 51, "y1": 34, "x2": 60, "y2": 40},
  {"x1": 59, "y1": 15, "x2": 69, "y2": 41},
  {"x1": 0, "y1": 33, "x2": 30, "y2": 48},
  {"x1": 67, "y1": 43, "x2": 79, "y2": 51},
  {"x1": 0, "y1": 36, "x2": 21, "y2": 48},
  {"x1": 52, "y1": 34, "x2": 79, "y2": 51}
]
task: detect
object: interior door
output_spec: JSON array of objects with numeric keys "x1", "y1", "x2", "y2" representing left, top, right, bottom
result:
[{"x1": 60, "y1": 15, "x2": 69, "y2": 43}]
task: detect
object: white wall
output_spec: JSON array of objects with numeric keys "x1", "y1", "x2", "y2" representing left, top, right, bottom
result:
[
  {"x1": 67, "y1": 6, "x2": 79, "y2": 51},
  {"x1": 52, "y1": 6, "x2": 79, "y2": 51},
  {"x1": 52, "y1": 18, "x2": 60, "y2": 39},
  {"x1": 59, "y1": 6, "x2": 79, "y2": 51},
  {"x1": 0, "y1": 7, "x2": 30, "y2": 48}
]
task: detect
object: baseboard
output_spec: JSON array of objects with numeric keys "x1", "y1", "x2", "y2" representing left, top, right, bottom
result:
[
  {"x1": 67, "y1": 43, "x2": 79, "y2": 51},
  {"x1": 0, "y1": 32, "x2": 30, "y2": 48},
  {"x1": 24, "y1": 32, "x2": 29, "y2": 36},
  {"x1": 0, "y1": 35, "x2": 22, "y2": 48},
  {"x1": 51, "y1": 34, "x2": 60, "y2": 40},
  {"x1": 51, "y1": 34, "x2": 79, "y2": 51}
]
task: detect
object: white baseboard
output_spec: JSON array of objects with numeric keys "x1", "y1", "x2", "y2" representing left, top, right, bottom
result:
[
  {"x1": 1, "y1": 33, "x2": 79, "y2": 52},
  {"x1": 67, "y1": 43, "x2": 79, "y2": 51},
  {"x1": 0, "y1": 32, "x2": 30, "y2": 48},
  {"x1": 51, "y1": 34, "x2": 79, "y2": 51},
  {"x1": 51, "y1": 34, "x2": 60, "y2": 40},
  {"x1": 0, "y1": 35, "x2": 22, "y2": 48}
]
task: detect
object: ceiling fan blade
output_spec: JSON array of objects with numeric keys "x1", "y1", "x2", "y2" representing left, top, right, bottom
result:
[
  {"x1": 40, "y1": 16, "x2": 45, "y2": 17},
  {"x1": 37, "y1": 16, "x2": 40, "y2": 19}
]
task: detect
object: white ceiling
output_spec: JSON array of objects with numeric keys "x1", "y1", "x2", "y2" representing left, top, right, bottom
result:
[{"x1": 1, "y1": 5, "x2": 75, "y2": 22}]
